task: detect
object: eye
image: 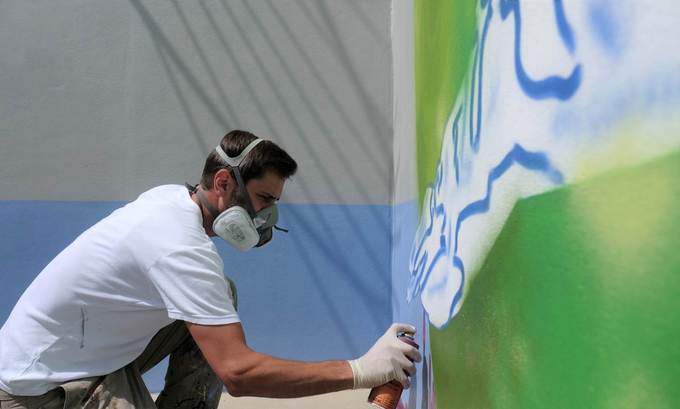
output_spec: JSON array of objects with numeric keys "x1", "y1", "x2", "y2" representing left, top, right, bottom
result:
[{"x1": 258, "y1": 194, "x2": 275, "y2": 205}]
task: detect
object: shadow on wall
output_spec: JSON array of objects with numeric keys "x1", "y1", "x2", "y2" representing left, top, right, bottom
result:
[
  {"x1": 125, "y1": 0, "x2": 395, "y2": 353},
  {"x1": 128, "y1": 0, "x2": 391, "y2": 202}
]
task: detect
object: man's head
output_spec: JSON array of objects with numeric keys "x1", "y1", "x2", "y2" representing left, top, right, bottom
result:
[
  {"x1": 200, "y1": 130, "x2": 297, "y2": 191},
  {"x1": 196, "y1": 130, "x2": 297, "y2": 244}
]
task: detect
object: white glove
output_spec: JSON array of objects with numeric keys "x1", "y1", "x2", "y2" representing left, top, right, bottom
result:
[{"x1": 347, "y1": 323, "x2": 422, "y2": 389}]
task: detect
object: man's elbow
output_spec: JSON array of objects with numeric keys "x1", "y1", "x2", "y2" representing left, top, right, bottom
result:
[
  {"x1": 224, "y1": 383, "x2": 246, "y2": 397},
  {"x1": 218, "y1": 366, "x2": 250, "y2": 397}
]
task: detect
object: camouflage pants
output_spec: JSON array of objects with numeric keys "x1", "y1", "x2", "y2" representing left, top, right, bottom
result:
[{"x1": 0, "y1": 320, "x2": 223, "y2": 409}]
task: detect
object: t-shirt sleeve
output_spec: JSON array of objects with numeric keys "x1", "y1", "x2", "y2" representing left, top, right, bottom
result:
[{"x1": 146, "y1": 245, "x2": 240, "y2": 325}]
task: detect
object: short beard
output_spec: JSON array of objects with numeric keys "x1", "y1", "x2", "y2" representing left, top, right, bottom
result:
[{"x1": 226, "y1": 184, "x2": 249, "y2": 211}]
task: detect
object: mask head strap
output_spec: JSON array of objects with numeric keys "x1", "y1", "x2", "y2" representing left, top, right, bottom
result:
[
  {"x1": 214, "y1": 139, "x2": 263, "y2": 217},
  {"x1": 230, "y1": 167, "x2": 258, "y2": 218},
  {"x1": 215, "y1": 139, "x2": 263, "y2": 167}
]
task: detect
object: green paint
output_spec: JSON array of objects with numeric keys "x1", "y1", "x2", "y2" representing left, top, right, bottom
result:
[
  {"x1": 415, "y1": 0, "x2": 477, "y2": 205},
  {"x1": 430, "y1": 151, "x2": 680, "y2": 409}
]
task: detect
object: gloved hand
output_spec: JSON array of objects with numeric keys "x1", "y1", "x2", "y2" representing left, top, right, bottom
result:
[{"x1": 347, "y1": 323, "x2": 422, "y2": 389}]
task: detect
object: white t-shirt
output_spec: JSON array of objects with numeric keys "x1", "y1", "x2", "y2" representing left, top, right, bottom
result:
[{"x1": 0, "y1": 185, "x2": 239, "y2": 396}]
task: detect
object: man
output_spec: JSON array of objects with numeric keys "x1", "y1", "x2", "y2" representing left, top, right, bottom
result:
[{"x1": 0, "y1": 130, "x2": 420, "y2": 408}]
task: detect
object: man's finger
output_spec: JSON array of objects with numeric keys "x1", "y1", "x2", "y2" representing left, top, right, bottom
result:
[{"x1": 402, "y1": 346, "x2": 422, "y2": 363}]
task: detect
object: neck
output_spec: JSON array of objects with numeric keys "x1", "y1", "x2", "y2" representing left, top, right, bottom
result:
[{"x1": 191, "y1": 187, "x2": 218, "y2": 237}]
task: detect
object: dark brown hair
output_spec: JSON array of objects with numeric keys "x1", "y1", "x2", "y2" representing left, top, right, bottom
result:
[{"x1": 200, "y1": 130, "x2": 298, "y2": 188}]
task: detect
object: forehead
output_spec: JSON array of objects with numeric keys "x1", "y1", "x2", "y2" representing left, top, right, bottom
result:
[{"x1": 246, "y1": 170, "x2": 285, "y2": 198}]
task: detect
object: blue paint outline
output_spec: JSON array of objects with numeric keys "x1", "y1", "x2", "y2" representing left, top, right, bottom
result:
[
  {"x1": 409, "y1": 193, "x2": 448, "y2": 302},
  {"x1": 449, "y1": 256, "x2": 466, "y2": 319},
  {"x1": 453, "y1": 144, "x2": 564, "y2": 254},
  {"x1": 409, "y1": 144, "x2": 564, "y2": 324},
  {"x1": 451, "y1": 106, "x2": 463, "y2": 184},
  {"x1": 411, "y1": 0, "x2": 583, "y2": 325},
  {"x1": 586, "y1": 0, "x2": 623, "y2": 56},
  {"x1": 500, "y1": 0, "x2": 582, "y2": 100},
  {"x1": 554, "y1": 0, "x2": 576, "y2": 54},
  {"x1": 453, "y1": 0, "x2": 582, "y2": 188},
  {"x1": 469, "y1": 1, "x2": 493, "y2": 152}
]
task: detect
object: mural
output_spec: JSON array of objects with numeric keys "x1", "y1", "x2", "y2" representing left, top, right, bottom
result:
[{"x1": 411, "y1": 0, "x2": 680, "y2": 407}]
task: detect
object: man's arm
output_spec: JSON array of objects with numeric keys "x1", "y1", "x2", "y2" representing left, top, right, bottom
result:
[
  {"x1": 187, "y1": 322, "x2": 420, "y2": 398},
  {"x1": 187, "y1": 322, "x2": 352, "y2": 398}
]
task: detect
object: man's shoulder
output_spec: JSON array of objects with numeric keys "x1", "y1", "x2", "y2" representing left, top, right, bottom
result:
[
  {"x1": 130, "y1": 184, "x2": 199, "y2": 223},
  {"x1": 118, "y1": 184, "x2": 214, "y2": 263},
  {"x1": 135, "y1": 184, "x2": 189, "y2": 204}
]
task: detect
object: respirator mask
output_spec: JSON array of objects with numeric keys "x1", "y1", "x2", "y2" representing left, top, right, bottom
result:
[{"x1": 193, "y1": 139, "x2": 285, "y2": 251}]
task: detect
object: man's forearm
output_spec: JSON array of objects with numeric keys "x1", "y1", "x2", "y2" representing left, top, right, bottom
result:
[
  {"x1": 220, "y1": 351, "x2": 354, "y2": 398},
  {"x1": 188, "y1": 322, "x2": 418, "y2": 399}
]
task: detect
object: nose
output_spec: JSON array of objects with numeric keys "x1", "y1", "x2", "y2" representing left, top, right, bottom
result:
[
  {"x1": 250, "y1": 199, "x2": 263, "y2": 213},
  {"x1": 255, "y1": 202, "x2": 273, "y2": 214},
  {"x1": 250, "y1": 198, "x2": 268, "y2": 214}
]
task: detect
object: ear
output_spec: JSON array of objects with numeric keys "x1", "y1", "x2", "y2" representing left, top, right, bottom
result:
[{"x1": 212, "y1": 168, "x2": 235, "y2": 195}]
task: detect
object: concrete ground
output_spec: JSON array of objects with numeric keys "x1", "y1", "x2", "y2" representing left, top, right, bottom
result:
[
  {"x1": 219, "y1": 390, "x2": 374, "y2": 409},
  {"x1": 153, "y1": 390, "x2": 375, "y2": 409}
]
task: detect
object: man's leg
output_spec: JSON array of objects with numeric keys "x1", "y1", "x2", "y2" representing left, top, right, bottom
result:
[
  {"x1": 0, "y1": 368, "x2": 153, "y2": 409},
  {"x1": 147, "y1": 324, "x2": 223, "y2": 409},
  {"x1": 134, "y1": 321, "x2": 223, "y2": 409},
  {"x1": 63, "y1": 320, "x2": 222, "y2": 409},
  {"x1": 135, "y1": 276, "x2": 237, "y2": 409},
  {"x1": 51, "y1": 321, "x2": 189, "y2": 408},
  {"x1": 61, "y1": 367, "x2": 155, "y2": 409},
  {"x1": 81, "y1": 277, "x2": 236, "y2": 408},
  {"x1": 0, "y1": 387, "x2": 64, "y2": 409}
]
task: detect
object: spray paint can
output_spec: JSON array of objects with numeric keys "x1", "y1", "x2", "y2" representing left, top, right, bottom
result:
[{"x1": 367, "y1": 333, "x2": 420, "y2": 409}]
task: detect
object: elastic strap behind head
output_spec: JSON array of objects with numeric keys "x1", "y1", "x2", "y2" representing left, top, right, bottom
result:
[
  {"x1": 231, "y1": 166, "x2": 257, "y2": 218},
  {"x1": 215, "y1": 139, "x2": 264, "y2": 167}
]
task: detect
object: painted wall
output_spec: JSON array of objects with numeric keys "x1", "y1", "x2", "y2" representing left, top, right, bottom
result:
[
  {"x1": 390, "y1": 1, "x2": 435, "y2": 408},
  {"x1": 0, "y1": 0, "x2": 396, "y2": 392},
  {"x1": 405, "y1": 0, "x2": 680, "y2": 408}
]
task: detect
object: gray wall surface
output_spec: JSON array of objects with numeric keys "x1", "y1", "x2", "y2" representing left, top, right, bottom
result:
[
  {"x1": 0, "y1": 0, "x2": 393, "y2": 205},
  {"x1": 391, "y1": 0, "x2": 417, "y2": 205}
]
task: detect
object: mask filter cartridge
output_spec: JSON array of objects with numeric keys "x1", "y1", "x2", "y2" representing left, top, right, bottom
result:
[{"x1": 212, "y1": 206, "x2": 260, "y2": 251}]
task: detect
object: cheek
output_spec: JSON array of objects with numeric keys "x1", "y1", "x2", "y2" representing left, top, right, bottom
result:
[{"x1": 249, "y1": 197, "x2": 264, "y2": 213}]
